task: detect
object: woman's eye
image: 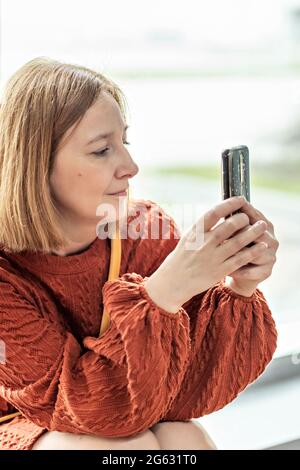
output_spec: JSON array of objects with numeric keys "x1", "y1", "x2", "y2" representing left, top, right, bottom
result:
[
  {"x1": 93, "y1": 148, "x2": 109, "y2": 157},
  {"x1": 93, "y1": 141, "x2": 131, "y2": 158}
]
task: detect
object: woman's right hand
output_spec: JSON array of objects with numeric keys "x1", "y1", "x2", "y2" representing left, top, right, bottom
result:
[{"x1": 143, "y1": 196, "x2": 269, "y2": 313}]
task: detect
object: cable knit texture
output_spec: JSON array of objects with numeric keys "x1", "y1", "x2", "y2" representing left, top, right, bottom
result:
[{"x1": 0, "y1": 198, "x2": 277, "y2": 449}]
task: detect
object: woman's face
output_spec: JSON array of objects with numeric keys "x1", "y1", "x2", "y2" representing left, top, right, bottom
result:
[{"x1": 50, "y1": 92, "x2": 139, "y2": 231}]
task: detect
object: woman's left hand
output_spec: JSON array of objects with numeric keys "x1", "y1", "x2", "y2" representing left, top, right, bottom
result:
[{"x1": 226, "y1": 200, "x2": 279, "y2": 296}]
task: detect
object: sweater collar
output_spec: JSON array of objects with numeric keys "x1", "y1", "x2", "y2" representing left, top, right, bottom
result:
[{"x1": 8, "y1": 235, "x2": 109, "y2": 275}]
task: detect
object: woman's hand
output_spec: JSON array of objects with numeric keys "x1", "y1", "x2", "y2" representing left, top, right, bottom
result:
[
  {"x1": 144, "y1": 196, "x2": 271, "y2": 312},
  {"x1": 225, "y1": 199, "x2": 279, "y2": 296}
]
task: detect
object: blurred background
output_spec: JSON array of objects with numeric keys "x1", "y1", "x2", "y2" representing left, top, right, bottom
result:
[{"x1": 0, "y1": 0, "x2": 299, "y2": 450}]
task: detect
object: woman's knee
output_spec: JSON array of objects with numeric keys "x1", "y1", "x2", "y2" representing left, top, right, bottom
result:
[
  {"x1": 150, "y1": 420, "x2": 217, "y2": 450},
  {"x1": 32, "y1": 428, "x2": 161, "y2": 450}
]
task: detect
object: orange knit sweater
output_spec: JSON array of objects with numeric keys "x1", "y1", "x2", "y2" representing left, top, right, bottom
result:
[{"x1": 0, "y1": 199, "x2": 278, "y2": 450}]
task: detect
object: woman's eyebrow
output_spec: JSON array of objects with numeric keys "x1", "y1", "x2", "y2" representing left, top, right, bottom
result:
[{"x1": 87, "y1": 124, "x2": 129, "y2": 146}]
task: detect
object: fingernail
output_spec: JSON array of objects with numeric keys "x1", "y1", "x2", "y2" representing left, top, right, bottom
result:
[{"x1": 257, "y1": 220, "x2": 266, "y2": 227}]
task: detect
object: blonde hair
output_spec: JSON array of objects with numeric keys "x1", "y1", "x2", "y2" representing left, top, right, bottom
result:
[{"x1": 0, "y1": 57, "x2": 129, "y2": 254}]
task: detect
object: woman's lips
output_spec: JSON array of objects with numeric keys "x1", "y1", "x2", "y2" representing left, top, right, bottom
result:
[{"x1": 108, "y1": 190, "x2": 127, "y2": 196}]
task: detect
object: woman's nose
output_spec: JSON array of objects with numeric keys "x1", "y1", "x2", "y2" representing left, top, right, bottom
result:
[
  {"x1": 122, "y1": 149, "x2": 139, "y2": 177},
  {"x1": 131, "y1": 160, "x2": 139, "y2": 177},
  {"x1": 117, "y1": 153, "x2": 139, "y2": 179}
]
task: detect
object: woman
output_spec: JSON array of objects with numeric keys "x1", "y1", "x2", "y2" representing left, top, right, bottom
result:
[{"x1": 0, "y1": 57, "x2": 278, "y2": 450}]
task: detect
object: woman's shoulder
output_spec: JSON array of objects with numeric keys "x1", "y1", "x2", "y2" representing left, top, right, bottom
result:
[
  {"x1": 0, "y1": 248, "x2": 37, "y2": 303},
  {"x1": 124, "y1": 198, "x2": 181, "y2": 278},
  {"x1": 127, "y1": 197, "x2": 181, "y2": 240}
]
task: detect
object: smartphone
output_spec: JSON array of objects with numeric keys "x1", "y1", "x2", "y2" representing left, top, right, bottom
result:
[{"x1": 221, "y1": 145, "x2": 250, "y2": 219}]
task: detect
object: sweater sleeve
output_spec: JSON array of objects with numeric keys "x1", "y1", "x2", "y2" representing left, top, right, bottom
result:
[
  {"x1": 0, "y1": 277, "x2": 191, "y2": 438},
  {"x1": 126, "y1": 200, "x2": 278, "y2": 421},
  {"x1": 159, "y1": 278, "x2": 278, "y2": 422}
]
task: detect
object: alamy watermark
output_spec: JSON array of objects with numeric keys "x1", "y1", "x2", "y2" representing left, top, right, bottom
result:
[
  {"x1": 95, "y1": 197, "x2": 206, "y2": 251},
  {"x1": 0, "y1": 339, "x2": 6, "y2": 365},
  {"x1": 291, "y1": 352, "x2": 300, "y2": 365}
]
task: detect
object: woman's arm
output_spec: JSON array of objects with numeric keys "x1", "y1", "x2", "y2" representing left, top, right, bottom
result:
[
  {"x1": 159, "y1": 279, "x2": 277, "y2": 421},
  {"x1": 127, "y1": 199, "x2": 277, "y2": 421},
  {"x1": 0, "y1": 277, "x2": 191, "y2": 438}
]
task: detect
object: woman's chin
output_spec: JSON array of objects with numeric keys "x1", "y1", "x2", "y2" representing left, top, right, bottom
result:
[
  {"x1": 95, "y1": 197, "x2": 128, "y2": 225},
  {"x1": 95, "y1": 206, "x2": 128, "y2": 239}
]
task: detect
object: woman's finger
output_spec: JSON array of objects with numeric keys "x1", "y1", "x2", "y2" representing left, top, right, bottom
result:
[
  {"x1": 236, "y1": 251, "x2": 274, "y2": 267},
  {"x1": 223, "y1": 241, "x2": 267, "y2": 274},
  {"x1": 252, "y1": 230, "x2": 280, "y2": 252},
  {"x1": 239, "y1": 201, "x2": 273, "y2": 230},
  {"x1": 218, "y1": 220, "x2": 268, "y2": 261},
  {"x1": 208, "y1": 212, "x2": 250, "y2": 247},
  {"x1": 252, "y1": 253, "x2": 274, "y2": 265},
  {"x1": 230, "y1": 263, "x2": 273, "y2": 281},
  {"x1": 221, "y1": 224, "x2": 273, "y2": 248},
  {"x1": 203, "y1": 196, "x2": 247, "y2": 232}
]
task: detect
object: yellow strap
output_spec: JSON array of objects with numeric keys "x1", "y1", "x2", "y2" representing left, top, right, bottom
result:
[
  {"x1": 99, "y1": 219, "x2": 121, "y2": 336},
  {"x1": 99, "y1": 190, "x2": 128, "y2": 336},
  {"x1": 0, "y1": 411, "x2": 22, "y2": 424},
  {"x1": 0, "y1": 190, "x2": 129, "y2": 425}
]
